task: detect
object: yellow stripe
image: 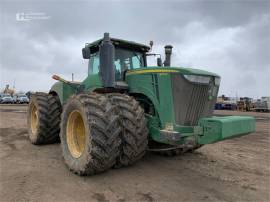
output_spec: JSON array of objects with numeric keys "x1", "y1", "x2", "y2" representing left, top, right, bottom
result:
[{"x1": 126, "y1": 69, "x2": 179, "y2": 75}]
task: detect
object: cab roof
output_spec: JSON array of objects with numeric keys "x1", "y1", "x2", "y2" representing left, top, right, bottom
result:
[{"x1": 85, "y1": 38, "x2": 151, "y2": 53}]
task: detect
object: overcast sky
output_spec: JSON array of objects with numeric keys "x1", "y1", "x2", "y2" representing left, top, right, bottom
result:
[{"x1": 0, "y1": 0, "x2": 269, "y2": 98}]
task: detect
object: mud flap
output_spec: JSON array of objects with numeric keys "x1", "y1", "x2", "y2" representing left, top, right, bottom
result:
[{"x1": 198, "y1": 116, "x2": 255, "y2": 145}]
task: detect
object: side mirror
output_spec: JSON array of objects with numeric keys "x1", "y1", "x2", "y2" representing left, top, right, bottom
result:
[
  {"x1": 82, "y1": 47, "x2": 91, "y2": 59},
  {"x1": 157, "y1": 58, "x2": 162, "y2": 66}
]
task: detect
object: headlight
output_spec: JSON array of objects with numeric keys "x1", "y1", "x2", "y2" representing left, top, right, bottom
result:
[
  {"x1": 183, "y1": 75, "x2": 211, "y2": 84},
  {"x1": 214, "y1": 77, "x2": 221, "y2": 86}
]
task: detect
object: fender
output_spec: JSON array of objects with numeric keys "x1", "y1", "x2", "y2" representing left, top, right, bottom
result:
[{"x1": 49, "y1": 82, "x2": 79, "y2": 104}]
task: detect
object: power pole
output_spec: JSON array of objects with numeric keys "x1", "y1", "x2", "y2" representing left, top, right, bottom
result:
[{"x1": 13, "y1": 79, "x2": 15, "y2": 89}]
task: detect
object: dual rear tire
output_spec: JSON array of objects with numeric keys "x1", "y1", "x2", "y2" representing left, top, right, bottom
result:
[
  {"x1": 60, "y1": 93, "x2": 122, "y2": 175},
  {"x1": 107, "y1": 93, "x2": 148, "y2": 168},
  {"x1": 27, "y1": 92, "x2": 148, "y2": 175},
  {"x1": 27, "y1": 93, "x2": 61, "y2": 144}
]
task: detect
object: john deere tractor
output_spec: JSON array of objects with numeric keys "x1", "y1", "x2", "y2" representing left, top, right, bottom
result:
[{"x1": 27, "y1": 33, "x2": 255, "y2": 175}]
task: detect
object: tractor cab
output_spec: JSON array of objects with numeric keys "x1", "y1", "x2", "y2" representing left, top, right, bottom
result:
[{"x1": 82, "y1": 35, "x2": 150, "y2": 83}]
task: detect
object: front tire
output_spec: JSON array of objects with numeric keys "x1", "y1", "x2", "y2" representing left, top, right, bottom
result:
[{"x1": 60, "y1": 93, "x2": 121, "y2": 175}]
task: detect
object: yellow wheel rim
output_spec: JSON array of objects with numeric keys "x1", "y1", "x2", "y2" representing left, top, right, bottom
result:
[
  {"x1": 66, "y1": 110, "x2": 86, "y2": 158},
  {"x1": 31, "y1": 104, "x2": 38, "y2": 134}
]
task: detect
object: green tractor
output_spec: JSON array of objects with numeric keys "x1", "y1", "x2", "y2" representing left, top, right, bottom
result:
[{"x1": 27, "y1": 33, "x2": 255, "y2": 175}]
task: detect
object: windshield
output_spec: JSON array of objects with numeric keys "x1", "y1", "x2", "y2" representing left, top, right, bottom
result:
[
  {"x1": 115, "y1": 48, "x2": 143, "y2": 70},
  {"x1": 88, "y1": 48, "x2": 144, "y2": 80},
  {"x1": 115, "y1": 48, "x2": 144, "y2": 80}
]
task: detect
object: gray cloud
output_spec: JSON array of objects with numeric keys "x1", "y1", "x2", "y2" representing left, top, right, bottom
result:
[{"x1": 0, "y1": 0, "x2": 269, "y2": 98}]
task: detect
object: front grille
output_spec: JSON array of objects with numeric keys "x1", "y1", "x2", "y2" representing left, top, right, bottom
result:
[{"x1": 171, "y1": 74, "x2": 217, "y2": 126}]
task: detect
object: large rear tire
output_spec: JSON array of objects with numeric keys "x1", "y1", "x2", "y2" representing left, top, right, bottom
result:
[
  {"x1": 60, "y1": 93, "x2": 121, "y2": 175},
  {"x1": 107, "y1": 93, "x2": 148, "y2": 168},
  {"x1": 27, "y1": 93, "x2": 61, "y2": 144}
]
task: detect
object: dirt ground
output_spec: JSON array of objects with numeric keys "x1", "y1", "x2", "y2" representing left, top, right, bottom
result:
[{"x1": 0, "y1": 105, "x2": 269, "y2": 202}]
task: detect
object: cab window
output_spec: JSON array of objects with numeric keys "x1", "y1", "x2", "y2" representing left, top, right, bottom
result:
[
  {"x1": 115, "y1": 48, "x2": 144, "y2": 70},
  {"x1": 88, "y1": 52, "x2": 99, "y2": 74},
  {"x1": 114, "y1": 48, "x2": 144, "y2": 80},
  {"x1": 88, "y1": 48, "x2": 144, "y2": 78}
]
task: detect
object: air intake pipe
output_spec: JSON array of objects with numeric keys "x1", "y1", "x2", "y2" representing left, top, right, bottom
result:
[
  {"x1": 163, "y1": 45, "x2": 173, "y2": 67},
  {"x1": 99, "y1": 33, "x2": 115, "y2": 88}
]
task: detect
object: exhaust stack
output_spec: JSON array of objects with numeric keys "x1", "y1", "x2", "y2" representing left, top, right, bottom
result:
[
  {"x1": 163, "y1": 45, "x2": 173, "y2": 66},
  {"x1": 99, "y1": 33, "x2": 115, "y2": 88}
]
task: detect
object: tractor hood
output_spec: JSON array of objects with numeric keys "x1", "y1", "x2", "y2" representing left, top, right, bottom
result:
[
  {"x1": 126, "y1": 66, "x2": 220, "y2": 78},
  {"x1": 125, "y1": 66, "x2": 220, "y2": 129}
]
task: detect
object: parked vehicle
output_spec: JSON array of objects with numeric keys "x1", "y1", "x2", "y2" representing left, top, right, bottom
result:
[
  {"x1": 215, "y1": 103, "x2": 223, "y2": 110},
  {"x1": 255, "y1": 97, "x2": 270, "y2": 112},
  {"x1": 14, "y1": 94, "x2": 29, "y2": 104},
  {"x1": 215, "y1": 100, "x2": 237, "y2": 110},
  {"x1": 237, "y1": 97, "x2": 254, "y2": 111},
  {"x1": 0, "y1": 93, "x2": 3, "y2": 103},
  {"x1": 0, "y1": 94, "x2": 14, "y2": 104},
  {"x1": 27, "y1": 33, "x2": 255, "y2": 176},
  {"x1": 223, "y1": 103, "x2": 237, "y2": 110}
]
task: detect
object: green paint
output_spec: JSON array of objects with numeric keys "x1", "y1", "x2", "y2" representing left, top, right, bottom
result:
[
  {"x1": 50, "y1": 74, "x2": 102, "y2": 104},
  {"x1": 126, "y1": 71, "x2": 176, "y2": 129},
  {"x1": 50, "y1": 81, "x2": 79, "y2": 104},
  {"x1": 81, "y1": 74, "x2": 102, "y2": 91},
  {"x1": 198, "y1": 116, "x2": 256, "y2": 144}
]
